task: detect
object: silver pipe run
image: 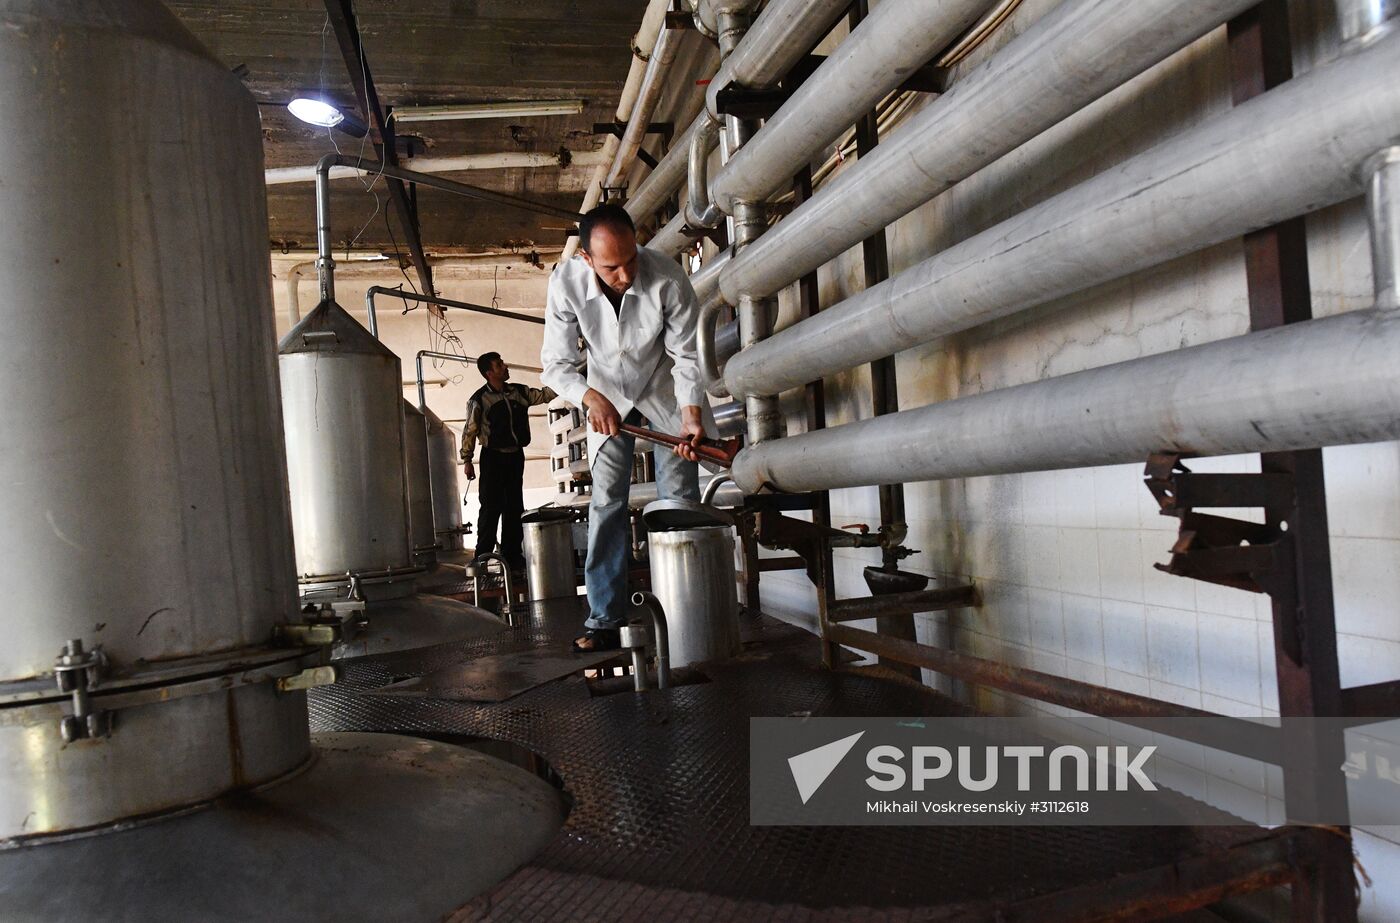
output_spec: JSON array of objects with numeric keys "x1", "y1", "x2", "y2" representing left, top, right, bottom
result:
[
  {"x1": 703, "y1": 0, "x2": 849, "y2": 116},
  {"x1": 604, "y1": 21, "x2": 681, "y2": 191},
  {"x1": 626, "y1": 0, "x2": 848, "y2": 226},
  {"x1": 627, "y1": 113, "x2": 707, "y2": 226},
  {"x1": 647, "y1": 209, "x2": 693, "y2": 257},
  {"x1": 717, "y1": 0, "x2": 1261, "y2": 307},
  {"x1": 709, "y1": 0, "x2": 989, "y2": 214},
  {"x1": 731, "y1": 307, "x2": 1400, "y2": 494},
  {"x1": 725, "y1": 26, "x2": 1400, "y2": 400}
]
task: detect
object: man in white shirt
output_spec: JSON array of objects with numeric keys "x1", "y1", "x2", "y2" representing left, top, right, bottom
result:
[{"x1": 541, "y1": 204, "x2": 711, "y2": 652}]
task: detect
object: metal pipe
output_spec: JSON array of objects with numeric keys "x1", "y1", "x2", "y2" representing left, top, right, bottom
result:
[
  {"x1": 731, "y1": 306, "x2": 1400, "y2": 494},
  {"x1": 283, "y1": 260, "x2": 315, "y2": 327},
  {"x1": 725, "y1": 27, "x2": 1400, "y2": 400},
  {"x1": 647, "y1": 210, "x2": 694, "y2": 257},
  {"x1": 711, "y1": 400, "x2": 746, "y2": 439},
  {"x1": 414, "y1": 350, "x2": 544, "y2": 410},
  {"x1": 697, "y1": 293, "x2": 730, "y2": 397},
  {"x1": 563, "y1": 474, "x2": 745, "y2": 509},
  {"x1": 1366, "y1": 147, "x2": 1400, "y2": 311},
  {"x1": 366, "y1": 286, "x2": 545, "y2": 338},
  {"x1": 472, "y1": 552, "x2": 516, "y2": 625},
  {"x1": 604, "y1": 22, "x2": 681, "y2": 192},
  {"x1": 563, "y1": 0, "x2": 671, "y2": 261},
  {"x1": 266, "y1": 149, "x2": 607, "y2": 185},
  {"x1": 315, "y1": 153, "x2": 582, "y2": 302},
  {"x1": 627, "y1": 0, "x2": 847, "y2": 227},
  {"x1": 1338, "y1": 0, "x2": 1400, "y2": 45},
  {"x1": 717, "y1": 0, "x2": 1262, "y2": 306},
  {"x1": 626, "y1": 113, "x2": 707, "y2": 225},
  {"x1": 684, "y1": 114, "x2": 724, "y2": 229},
  {"x1": 631, "y1": 591, "x2": 671, "y2": 690},
  {"x1": 710, "y1": 0, "x2": 988, "y2": 214},
  {"x1": 703, "y1": 0, "x2": 849, "y2": 116},
  {"x1": 700, "y1": 473, "x2": 733, "y2": 506}
]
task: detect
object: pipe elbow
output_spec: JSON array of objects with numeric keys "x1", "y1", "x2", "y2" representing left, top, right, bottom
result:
[
  {"x1": 697, "y1": 296, "x2": 731, "y2": 398},
  {"x1": 685, "y1": 115, "x2": 725, "y2": 230}
]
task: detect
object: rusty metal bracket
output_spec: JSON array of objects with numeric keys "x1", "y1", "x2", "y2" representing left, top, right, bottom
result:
[{"x1": 1144, "y1": 453, "x2": 1296, "y2": 596}]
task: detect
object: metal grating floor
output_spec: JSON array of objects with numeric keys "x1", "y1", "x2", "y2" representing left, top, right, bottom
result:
[{"x1": 309, "y1": 597, "x2": 1300, "y2": 921}]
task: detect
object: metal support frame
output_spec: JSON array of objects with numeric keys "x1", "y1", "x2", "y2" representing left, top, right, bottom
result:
[
  {"x1": 792, "y1": 163, "x2": 839, "y2": 668},
  {"x1": 846, "y1": 0, "x2": 917, "y2": 679},
  {"x1": 323, "y1": 0, "x2": 435, "y2": 303},
  {"x1": 1225, "y1": 5, "x2": 1357, "y2": 917}
]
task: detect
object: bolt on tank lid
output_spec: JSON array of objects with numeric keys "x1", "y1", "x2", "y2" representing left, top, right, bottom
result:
[
  {"x1": 278, "y1": 299, "x2": 397, "y2": 358},
  {"x1": 642, "y1": 499, "x2": 734, "y2": 532}
]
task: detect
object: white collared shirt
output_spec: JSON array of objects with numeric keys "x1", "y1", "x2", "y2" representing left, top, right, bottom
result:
[{"x1": 541, "y1": 248, "x2": 709, "y2": 461}]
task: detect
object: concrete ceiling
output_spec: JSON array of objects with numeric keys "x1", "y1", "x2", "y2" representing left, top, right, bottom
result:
[{"x1": 168, "y1": 0, "x2": 646, "y2": 256}]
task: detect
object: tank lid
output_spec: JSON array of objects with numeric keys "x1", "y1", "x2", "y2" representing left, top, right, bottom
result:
[
  {"x1": 279, "y1": 300, "x2": 396, "y2": 358},
  {"x1": 521, "y1": 507, "x2": 575, "y2": 524},
  {"x1": 642, "y1": 499, "x2": 734, "y2": 532},
  {"x1": 403, "y1": 399, "x2": 426, "y2": 420}
]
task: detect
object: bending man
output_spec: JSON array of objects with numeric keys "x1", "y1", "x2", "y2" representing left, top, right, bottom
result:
[
  {"x1": 541, "y1": 204, "x2": 710, "y2": 652},
  {"x1": 461, "y1": 351, "x2": 556, "y2": 570}
]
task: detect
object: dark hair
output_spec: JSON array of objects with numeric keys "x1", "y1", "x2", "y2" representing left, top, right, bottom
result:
[
  {"x1": 578, "y1": 203, "x2": 635, "y2": 254},
  {"x1": 477, "y1": 351, "x2": 503, "y2": 377}
]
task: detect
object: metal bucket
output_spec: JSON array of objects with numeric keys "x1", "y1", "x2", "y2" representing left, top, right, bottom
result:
[
  {"x1": 522, "y1": 513, "x2": 576, "y2": 601},
  {"x1": 644, "y1": 502, "x2": 740, "y2": 669}
]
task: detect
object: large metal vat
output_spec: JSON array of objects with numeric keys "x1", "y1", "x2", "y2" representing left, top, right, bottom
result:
[
  {"x1": 404, "y1": 401, "x2": 438, "y2": 564},
  {"x1": 0, "y1": 0, "x2": 307, "y2": 838},
  {"x1": 280, "y1": 303, "x2": 414, "y2": 584},
  {"x1": 425, "y1": 406, "x2": 466, "y2": 553},
  {"x1": 643, "y1": 502, "x2": 741, "y2": 669},
  {"x1": 0, "y1": 5, "x2": 564, "y2": 917},
  {"x1": 522, "y1": 511, "x2": 577, "y2": 600}
]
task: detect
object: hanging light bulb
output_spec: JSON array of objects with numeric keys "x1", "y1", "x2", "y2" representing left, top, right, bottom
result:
[{"x1": 287, "y1": 97, "x2": 345, "y2": 128}]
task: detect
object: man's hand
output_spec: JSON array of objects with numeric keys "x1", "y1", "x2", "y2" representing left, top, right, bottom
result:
[
  {"x1": 584, "y1": 388, "x2": 622, "y2": 436},
  {"x1": 674, "y1": 405, "x2": 705, "y2": 463},
  {"x1": 462, "y1": 461, "x2": 475, "y2": 480}
]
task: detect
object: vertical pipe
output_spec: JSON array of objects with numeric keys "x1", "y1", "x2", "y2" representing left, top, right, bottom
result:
[
  {"x1": 315, "y1": 155, "x2": 336, "y2": 305},
  {"x1": 1365, "y1": 147, "x2": 1400, "y2": 310}
]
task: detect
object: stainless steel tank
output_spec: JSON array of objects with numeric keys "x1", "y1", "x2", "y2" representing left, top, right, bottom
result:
[
  {"x1": 522, "y1": 512, "x2": 577, "y2": 600},
  {"x1": 279, "y1": 303, "x2": 414, "y2": 584},
  {"x1": 0, "y1": 6, "x2": 565, "y2": 917},
  {"x1": 404, "y1": 401, "x2": 438, "y2": 564},
  {"x1": 642, "y1": 502, "x2": 741, "y2": 669},
  {"x1": 0, "y1": 0, "x2": 307, "y2": 838},
  {"x1": 424, "y1": 406, "x2": 466, "y2": 553}
]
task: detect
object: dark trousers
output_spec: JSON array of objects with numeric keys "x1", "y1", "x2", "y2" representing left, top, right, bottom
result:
[{"x1": 475, "y1": 448, "x2": 526, "y2": 566}]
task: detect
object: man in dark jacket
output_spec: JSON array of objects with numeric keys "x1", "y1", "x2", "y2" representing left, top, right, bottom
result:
[{"x1": 461, "y1": 352, "x2": 556, "y2": 568}]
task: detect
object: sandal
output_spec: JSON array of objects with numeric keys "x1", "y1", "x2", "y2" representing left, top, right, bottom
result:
[{"x1": 572, "y1": 627, "x2": 621, "y2": 653}]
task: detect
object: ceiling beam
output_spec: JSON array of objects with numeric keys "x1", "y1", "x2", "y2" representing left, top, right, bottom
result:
[{"x1": 322, "y1": 0, "x2": 438, "y2": 309}]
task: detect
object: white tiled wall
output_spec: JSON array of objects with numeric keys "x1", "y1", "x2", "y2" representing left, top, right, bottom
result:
[{"x1": 753, "y1": 1, "x2": 1400, "y2": 917}]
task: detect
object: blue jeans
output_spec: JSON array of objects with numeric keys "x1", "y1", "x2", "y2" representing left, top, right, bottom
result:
[{"x1": 584, "y1": 415, "x2": 699, "y2": 630}]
